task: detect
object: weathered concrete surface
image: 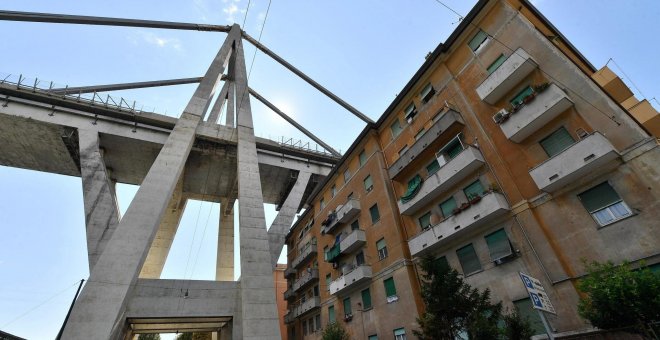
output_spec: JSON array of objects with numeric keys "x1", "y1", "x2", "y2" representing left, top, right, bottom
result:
[
  {"x1": 268, "y1": 171, "x2": 311, "y2": 267},
  {"x1": 216, "y1": 198, "x2": 235, "y2": 281},
  {"x1": 79, "y1": 129, "x2": 121, "y2": 271}
]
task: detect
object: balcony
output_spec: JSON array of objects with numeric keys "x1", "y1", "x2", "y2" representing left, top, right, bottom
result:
[
  {"x1": 388, "y1": 110, "x2": 465, "y2": 179},
  {"x1": 408, "y1": 192, "x2": 510, "y2": 257},
  {"x1": 284, "y1": 267, "x2": 296, "y2": 279},
  {"x1": 498, "y1": 84, "x2": 573, "y2": 142},
  {"x1": 294, "y1": 296, "x2": 321, "y2": 318},
  {"x1": 291, "y1": 244, "x2": 317, "y2": 269},
  {"x1": 529, "y1": 132, "x2": 619, "y2": 192},
  {"x1": 292, "y1": 269, "x2": 319, "y2": 293},
  {"x1": 340, "y1": 230, "x2": 366, "y2": 255},
  {"x1": 476, "y1": 48, "x2": 538, "y2": 104},
  {"x1": 323, "y1": 199, "x2": 361, "y2": 234},
  {"x1": 283, "y1": 288, "x2": 295, "y2": 300},
  {"x1": 329, "y1": 265, "x2": 372, "y2": 296},
  {"x1": 398, "y1": 145, "x2": 485, "y2": 216},
  {"x1": 284, "y1": 311, "x2": 295, "y2": 324}
]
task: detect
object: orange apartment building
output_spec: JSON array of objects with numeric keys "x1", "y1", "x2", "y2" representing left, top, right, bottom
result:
[{"x1": 283, "y1": 0, "x2": 660, "y2": 339}]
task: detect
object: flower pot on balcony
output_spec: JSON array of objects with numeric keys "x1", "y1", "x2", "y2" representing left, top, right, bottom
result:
[
  {"x1": 469, "y1": 195, "x2": 482, "y2": 204},
  {"x1": 522, "y1": 93, "x2": 536, "y2": 104},
  {"x1": 452, "y1": 208, "x2": 462, "y2": 215},
  {"x1": 459, "y1": 202, "x2": 471, "y2": 211}
]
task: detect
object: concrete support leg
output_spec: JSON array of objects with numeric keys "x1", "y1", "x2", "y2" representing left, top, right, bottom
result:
[
  {"x1": 61, "y1": 26, "x2": 240, "y2": 340},
  {"x1": 216, "y1": 198, "x2": 234, "y2": 281},
  {"x1": 267, "y1": 171, "x2": 311, "y2": 267},
  {"x1": 234, "y1": 35, "x2": 281, "y2": 340},
  {"x1": 78, "y1": 129, "x2": 121, "y2": 272},
  {"x1": 221, "y1": 321, "x2": 233, "y2": 340},
  {"x1": 139, "y1": 175, "x2": 186, "y2": 279}
]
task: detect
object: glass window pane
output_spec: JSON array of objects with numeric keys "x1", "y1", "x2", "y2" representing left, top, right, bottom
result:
[
  {"x1": 445, "y1": 139, "x2": 463, "y2": 159},
  {"x1": 364, "y1": 175, "x2": 373, "y2": 191},
  {"x1": 384, "y1": 277, "x2": 397, "y2": 297},
  {"x1": 439, "y1": 197, "x2": 457, "y2": 217},
  {"x1": 418, "y1": 212, "x2": 432, "y2": 229},
  {"x1": 468, "y1": 30, "x2": 488, "y2": 51},
  {"x1": 610, "y1": 201, "x2": 631, "y2": 218},
  {"x1": 328, "y1": 305, "x2": 335, "y2": 323},
  {"x1": 593, "y1": 208, "x2": 614, "y2": 225},
  {"x1": 485, "y1": 229, "x2": 512, "y2": 260},
  {"x1": 376, "y1": 238, "x2": 386, "y2": 250},
  {"x1": 356, "y1": 251, "x2": 365, "y2": 266},
  {"x1": 361, "y1": 288, "x2": 372, "y2": 309},
  {"x1": 426, "y1": 159, "x2": 440, "y2": 174},
  {"x1": 514, "y1": 298, "x2": 545, "y2": 335},
  {"x1": 370, "y1": 204, "x2": 380, "y2": 223},
  {"x1": 457, "y1": 244, "x2": 482, "y2": 274},
  {"x1": 394, "y1": 327, "x2": 406, "y2": 337},
  {"x1": 487, "y1": 54, "x2": 507, "y2": 74},
  {"x1": 540, "y1": 127, "x2": 575, "y2": 157},
  {"x1": 390, "y1": 119, "x2": 402, "y2": 138},
  {"x1": 343, "y1": 297, "x2": 352, "y2": 315},
  {"x1": 359, "y1": 150, "x2": 367, "y2": 166},
  {"x1": 463, "y1": 180, "x2": 485, "y2": 199},
  {"x1": 510, "y1": 86, "x2": 535, "y2": 106},
  {"x1": 578, "y1": 182, "x2": 622, "y2": 212},
  {"x1": 344, "y1": 168, "x2": 352, "y2": 183}
]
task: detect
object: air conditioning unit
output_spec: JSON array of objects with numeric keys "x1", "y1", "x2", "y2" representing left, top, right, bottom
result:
[{"x1": 492, "y1": 110, "x2": 508, "y2": 124}]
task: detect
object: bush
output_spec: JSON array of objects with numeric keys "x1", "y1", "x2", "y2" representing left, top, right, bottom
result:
[{"x1": 322, "y1": 322, "x2": 350, "y2": 340}]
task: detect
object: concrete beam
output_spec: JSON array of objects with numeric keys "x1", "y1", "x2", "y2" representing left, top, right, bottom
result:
[
  {"x1": 61, "y1": 26, "x2": 240, "y2": 339},
  {"x1": 257, "y1": 150, "x2": 332, "y2": 175},
  {"x1": 208, "y1": 80, "x2": 230, "y2": 124},
  {"x1": 268, "y1": 171, "x2": 311, "y2": 267},
  {"x1": 51, "y1": 77, "x2": 205, "y2": 95},
  {"x1": 0, "y1": 10, "x2": 230, "y2": 32},
  {"x1": 216, "y1": 198, "x2": 234, "y2": 281},
  {"x1": 79, "y1": 129, "x2": 121, "y2": 271}
]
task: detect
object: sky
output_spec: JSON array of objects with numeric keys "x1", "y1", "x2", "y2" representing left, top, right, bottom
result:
[{"x1": 0, "y1": 0, "x2": 659, "y2": 339}]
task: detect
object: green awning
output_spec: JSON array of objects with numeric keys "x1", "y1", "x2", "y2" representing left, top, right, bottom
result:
[
  {"x1": 400, "y1": 175, "x2": 423, "y2": 204},
  {"x1": 325, "y1": 244, "x2": 341, "y2": 262}
]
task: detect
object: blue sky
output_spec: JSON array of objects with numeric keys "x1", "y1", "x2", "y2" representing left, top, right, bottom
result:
[{"x1": 1, "y1": 0, "x2": 658, "y2": 338}]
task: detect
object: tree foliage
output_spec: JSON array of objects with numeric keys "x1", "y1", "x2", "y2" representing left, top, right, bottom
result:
[
  {"x1": 577, "y1": 261, "x2": 660, "y2": 332},
  {"x1": 502, "y1": 308, "x2": 535, "y2": 340},
  {"x1": 137, "y1": 334, "x2": 161, "y2": 340},
  {"x1": 321, "y1": 322, "x2": 350, "y2": 340},
  {"x1": 174, "y1": 333, "x2": 211, "y2": 340}
]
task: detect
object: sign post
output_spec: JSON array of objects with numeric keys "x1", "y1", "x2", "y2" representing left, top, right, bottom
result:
[{"x1": 519, "y1": 272, "x2": 556, "y2": 340}]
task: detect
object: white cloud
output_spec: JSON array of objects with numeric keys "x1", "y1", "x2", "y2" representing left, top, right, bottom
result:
[
  {"x1": 128, "y1": 32, "x2": 183, "y2": 51},
  {"x1": 223, "y1": 0, "x2": 247, "y2": 24},
  {"x1": 255, "y1": 12, "x2": 267, "y2": 31}
]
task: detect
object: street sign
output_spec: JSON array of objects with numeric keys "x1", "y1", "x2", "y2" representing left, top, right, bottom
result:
[{"x1": 519, "y1": 272, "x2": 556, "y2": 315}]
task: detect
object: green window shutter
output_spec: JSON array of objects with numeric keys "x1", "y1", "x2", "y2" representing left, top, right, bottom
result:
[
  {"x1": 468, "y1": 30, "x2": 488, "y2": 51},
  {"x1": 364, "y1": 175, "x2": 373, "y2": 191},
  {"x1": 400, "y1": 175, "x2": 423, "y2": 203},
  {"x1": 393, "y1": 328, "x2": 406, "y2": 337},
  {"x1": 485, "y1": 229, "x2": 512, "y2": 260},
  {"x1": 384, "y1": 277, "x2": 397, "y2": 297},
  {"x1": 487, "y1": 54, "x2": 507, "y2": 74},
  {"x1": 439, "y1": 197, "x2": 457, "y2": 217},
  {"x1": 578, "y1": 182, "x2": 621, "y2": 212},
  {"x1": 457, "y1": 244, "x2": 482, "y2": 274},
  {"x1": 369, "y1": 204, "x2": 380, "y2": 223},
  {"x1": 540, "y1": 127, "x2": 575, "y2": 157},
  {"x1": 376, "y1": 238, "x2": 386, "y2": 251},
  {"x1": 368, "y1": 336, "x2": 379, "y2": 340},
  {"x1": 418, "y1": 212, "x2": 432, "y2": 228},
  {"x1": 390, "y1": 119, "x2": 402, "y2": 138},
  {"x1": 434, "y1": 256, "x2": 449, "y2": 271},
  {"x1": 514, "y1": 298, "x2": 545, "y2": 335},
  {"x1": 361, "y1": 288, "x2": 372, "y2": 309},
  {"x1": 426, "y1": 159, "x2": 440, "y2": 174},
  {"x1": 343, "y1": 297, "x2": 352, "y2": 315},
  {"x1": 510, "y1": 86, "x2": 534, "y2": 106},
  {"x1": 359, "y1": 150, "x2": 367, "y2": 166},
  {"x1": 328, "y1": 305, "x2": 335, "y2": 323},
  {"x1": 445, "y1": 140, "x2": 463, "y2": 159},
  {"x1": 463, "y1": 180, "x2": 485, "y2": 199}
]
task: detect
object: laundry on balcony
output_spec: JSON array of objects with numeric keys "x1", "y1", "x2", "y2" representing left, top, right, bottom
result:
[
  {"x1": 400, "y1": 174, "x2": 423, "y2": 203},
  {"x1": 325, "y1": 243, "x2": 341, "y2": 262}
]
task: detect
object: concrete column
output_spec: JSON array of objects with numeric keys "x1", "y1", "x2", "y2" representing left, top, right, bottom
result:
[
  {"x1": 78, "y1": 129, "x2": 121, "y2": 272},
  {"x1": 139, "y1": 175, "x2": 186, "y2": 279},
  {"x1": 61, "y1": 26, "x2": 240, "y2": 340},
  {"x1": 221, "y1": 321, "x2": 233, "y2": 340},
  {"x1": 225, "y1": 81, "x2": 235, "y2": 127},
  {"x1": 216, "y1": 198, "x2": 234, "y2": 281},
  {"x1": 267, "y1": 171, "x2": 311, "y2": 267},
  {"x1": 234, "y1": 35, "x2": 282, "y2": 339}
]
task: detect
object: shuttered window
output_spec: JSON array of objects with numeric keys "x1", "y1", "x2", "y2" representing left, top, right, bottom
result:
[
  {"x1": 359, "y1": 150, "x2": 367, "y2": 166},
  {"x1": 390, "y1": 119, "x2": 403, "y2": 139},
  {"x1": 439, "y1": 197, "x2": 457, "y2": 218},
  {"x1": 368, "y1": 335, "x2": 378, "y2": 340},
  {"x1": 328, "y1": 305, "x2": 336, "y2": 324},
  {"x1": 394, "y1": 328, "x2": 407, "y2": 340},
  {"x1": 384, "y1": 277, "x2": 397, "y2": 297},
  {"x1": 485, "y1": 229, "x2": 512, "y2": 260},
  {"x1": 344, "y1": 168, "x2": 352, "y2": 183},
  {"x1": 540, "y1": 127, "x2": 575, "y2": 157},
  {"x1": 325, "y1": 273, "x2": 331, "y2": 291},
  {"x1": 510, "y1": 86, "x2": 534, "y2": 106},
  {"x1": 377, "y1": 238, "x2": 388, "y2": 260},
  {"x1": 457, "y1": 244, "x2": 482, "y2": 275},
  {"x1": 369, "y1": 204, "x2": 380, "y2": 223},
  {"x1": 421, "y1": 83, "x2": 436, "y2": 103},
  {"x1": 426, "y1": 159, "x2": 440, "y2": 175},
  {"x1": 404, "y1": 103, "x2": 417, "y2": 120},
  {"x1": 361, "y1": 288, "x2": 372, "y2": 309},
  {"x1": 487, "y1": 54, "x2": 507, "y2": 74},
  {"x1": 343, "y1": 297, "x2": 352, "y2": 315},
  {"x1": 579, "y1": 182, "x2": 631, "y2": 226},
  {"x1": 418, "y1": 212, "x2": 432, "y2": 229},
  {"x1": 514, "y1": 298, "x2": 545, "y2": 335},
  {"x1": 468, "y1": 30, "x2": 489, "y2": 51},
  {"x1": 364, "y1": 175, "x2": 373, "y2": 191},
  {"x1": 463, "y1": 180, "x2": 485, "y2": 200}
]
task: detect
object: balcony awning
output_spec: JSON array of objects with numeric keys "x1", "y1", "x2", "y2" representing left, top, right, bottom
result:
[
  {"x1": 400, "y1": 175, "x2": 423, "y2": 203},
  {"x1": 325, "y1": 244, "x2": 341, "y2": 262}
]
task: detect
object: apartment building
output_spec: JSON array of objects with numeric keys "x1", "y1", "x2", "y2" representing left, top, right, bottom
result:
[{"x1": 284, "y1": 0, "x2": 660, "y2": 338}]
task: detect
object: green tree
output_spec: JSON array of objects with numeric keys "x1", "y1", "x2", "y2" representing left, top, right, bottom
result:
[
  {"x1": 174, "y1": 333, "x2": 211, "y2": 340},
  {"x1": 321, "y1": 322, "x2": 350, "y2": 340},
  {"x1": 578, "y1": 261, "x2": 660, "y2": 333},
  {"x1": 502, "y1": 308, "x2": 534, "y2": 340},
  {"x1": 137, "y1": 334, "x2": 161, "y2": 340},
  {"x1": 175, "y1": 333, "x2": 192, "y2": 340}
]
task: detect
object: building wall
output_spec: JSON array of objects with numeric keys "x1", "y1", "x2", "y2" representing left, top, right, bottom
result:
[{"x1": 274, "y1": 263, "x2": 288, "y2": 340}]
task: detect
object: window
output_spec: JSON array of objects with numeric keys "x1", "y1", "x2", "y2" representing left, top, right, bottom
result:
[
  {"x1": 510, "y1": 86, "x2": 534, "y2": 107},
  {"x1": 457, "y1": 244, "x2": 482, "y2": 275},
  {"x1": 426, "y1": 159, "x2": 440, "y2": 175},
  {"x1": 325, "y1": 273, "x2": 331, "y2": 291},
  {"x1": 369, "y1": 204, "x2": 380, "y2": 223},
  {"x1": 356, "y1": 251, "x2": 365, "y2": 266},
  {"x1": 313, "y1": 284, "x2": 320, "y2": 296},
  {"x1": 303, "y1": 319, "x2": 308, "y2": 336},
  {"x1": 421, "y1": 83, "x2": 436, "y2": 103},
  {"x1": 390, "y1": 118, "x2": 403, "y2": 139},
  {"x1": 359, "y1": 150, "x2": 367, "y2": 166},
  {"x1": 350, "y1": 220, "x2": 360, "y2": 230},
  {"x1": 487, "y1": 54, "x2": 507, "y2": 74},
  {"x1": 485, "y1": 229, "x2": 513, "y2": 261},
  {"x1": 368, "y1": 335, "x2": 378, "y2": 340},
  {"x1": 361, "y1": 288, "x2": 372, "y2": 309},
  {"x1": 578, "y1": 182, "x2": 632, "y2": 226},
  {"x1": 320, "y1": 198, "x2": 325, "y2": 211},
  {"x1": 414, "y1": 128, "x2": 426, "y2": 141},
  {"x1": 514, "y1": 298, "x2": 545, "y2": 335},
  {"x1": 384, "y1": 277, "x2": 397, "y2": 298},
  {"x1": 377, "y1": 238, "x2": 388, "y2": 260},
  {"x1": 418, "y1": 212, "x2": 432, "y2": 229},
  {"x1": 463, "y1": 180, "x2": 485, "y2": 200},
  {"x1": 436, "y1": 134, "x2": 464, "y2": 167},
  {"x1": 343, "y1": 297, "x2": 352, "y2": 317},
  {"x1": 540, "y1": 127, "x2": 575, "y2": 157},
  {"x1": 439, "y1": 196, "x2": 457, "y2": 218},
  {"x1": 328, "y1": 305, "x2": 336, "y2": 324},
  {"x1": 393, "y1": 328, "x2": 407, "y2": 340},
  {"x1": 434, "y1": 256, "x2": 450, "y2": 271},
  {"x1": 468, "y1": 29, "x2": 489, "y2": 52},
  {"x1": 404, "y1": 103, "x2": 417, "y2": 122},
  {"x1": 343, "y1": 168, "x2": 352, "y2": 183},
  {"x1": 331, "y1": 185, "x2": 336, "y2": 198},
  {"x1": 364, "y1": 175, "x2": 374, "y2": 192},
  {"x1": 398, "y1": 144, "x2": 409, "y2": 157},
  {"x1": 314, "y1": 314, "x2": 321, "y2": 331},
  {"x1": 308, "y1": 317, "x2": 314, "y2": 334}
]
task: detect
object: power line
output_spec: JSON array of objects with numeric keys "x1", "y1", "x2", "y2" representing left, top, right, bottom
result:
[
  {"x1": 1, "y1": 280, "x2": 81, "y2": 329},
  {"x1": 608, "y1": 57, "x2": 646, "y2": 99},
  {"x1": 241, "y1": 0, "x2": 252, "y2": 29}
]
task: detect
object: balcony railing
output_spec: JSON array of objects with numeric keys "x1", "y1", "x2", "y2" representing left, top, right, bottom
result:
[
  {"x1": 398, "y1": 145, "x2": 485, "y2": 216},
  {"x1": 284, "y1": 311, "x2": 295, "y2": 324},
  {"x1": 408, "y1": 192, "x2": 510, "y2": 257},
  {"x1": 388, "y1": 109, "x2": 465, "y2": 179},
  {"x1": 283, "y1": 288, "x2": 295, "y2": 300},
  {"x1": 294, "y1": 296, "x2": 321, "y2": 318},
  {"x1": 529, "y1": 132, "x2": 619, "y2": 192},
  {"x1": 329, "y1": 265, "x2": 372, "y2": 296},
  {"x1": 291, "y1": 243, "x2": 317, "y2": 269},
  {"x1": 292, "y1": 269, "x2": 319, "y2": 293},
  {"x1": 498, "y1": 83, "x2": 573, "y2": 142},
  {"x1": 340, "y1": 230, "x2": 366, "y2": 255},
  {"x1": 284, "y1": 267, "x2": 296, "y2": 279},
  {"x1": 476, "y1": 48, "x2": 538, "y2": 104},
  {"x1": 322, "y1": 199, "x2": 361, "y2": 234}
]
